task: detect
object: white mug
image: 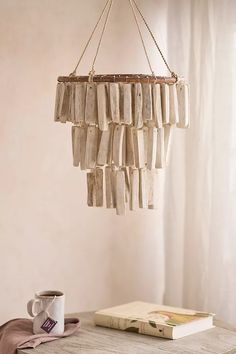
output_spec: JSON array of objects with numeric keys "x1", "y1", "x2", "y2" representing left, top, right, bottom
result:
[{"x1": 27, "y1": 290, "x2": 65, "y2": 335}]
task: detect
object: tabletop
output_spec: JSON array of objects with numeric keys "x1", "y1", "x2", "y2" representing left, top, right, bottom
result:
[{"x1": 18, "y1": 312, "x2": 236, "y2": 354}]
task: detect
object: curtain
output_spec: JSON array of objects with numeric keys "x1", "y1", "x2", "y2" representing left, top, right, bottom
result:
[{"x1": 163, "y1": 0, "x2": 236, "y2": 325}]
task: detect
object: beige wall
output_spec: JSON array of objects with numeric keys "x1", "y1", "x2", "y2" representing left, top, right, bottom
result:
[{"x1": 0, "y1": 0, "x2": 168, "y2": 323}]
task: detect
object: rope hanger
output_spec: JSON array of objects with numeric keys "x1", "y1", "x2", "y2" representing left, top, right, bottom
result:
[{"x1": 70, "y1": 0, "x2": 176, "y2": 80}]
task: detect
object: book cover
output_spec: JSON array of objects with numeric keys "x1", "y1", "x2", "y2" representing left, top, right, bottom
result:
[{"x1": 94, "y1": 301, "x2": 214, "y2": 339}]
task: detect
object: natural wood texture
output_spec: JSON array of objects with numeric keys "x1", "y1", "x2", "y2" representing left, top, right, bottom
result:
[
  {"x1": 147, "y1": 169, "x2": 158, "y2": 209},
  {"x1": 169, "y1": 84, "x2": 179, "y2": 125},
  {"x1": 142, "y1": 83, "x2": 153, "y2": 122},
  {"x1": 54, "y1": 82, "x2": 65, "y2": 122},
  {"x1": 97, "y1": 127, "x2": 111, "y2": 166},
  {"x1": 164, "y1": 125, "x2": 174, "y2": 166},
  {"x1": 60, "y1": 83, "x2": 72, "y2": 123},
  {"x1": 115, "y1": 170, "x2": 126, "y2": 215},
  {"x1": 161, "y1": 83, "x2": 170, "y2": 125},
  {"x1": 113, "y1": 125, "x2": 124, "y2": 167},
  {"x1": 147, "y1": 127, "x2": 157, "y2": 170},
  {"x1": 126, "y1": 127, "x2": 135, "y2": 167},
  {"x1": 152, "y1": 83, "x2": 163, "y2": 128},
  {"x1": 74, "y1": 83, "x2": 86, "y2": 124},
  {"x1": 78, "y1": 127, "x2": 87, "y2": 170},
  {"x1": 122, "y1": 83, "x2": 132, "y2": 124},
  {"x1": 71, "y1": 126, "x2": 80, "y2": 167},
  {"x1": 156, "y1": 128, "x2": 165, "y2": 169},
  {"x1": 85, "y1": 126, "x2": 98, "y2": 169},
  {"x1": 95, "y1": 168, "x2": 103, "y2": 207},
  {"x1": 18, "y1": 312, "x2": 236, "y2": 354},
  {"x1": 109, "y1": 83, "x2": 120, "y2": 123},
  {"x1": 85, "y1": 83, "x2": 98, "y2": 125},
  {"x1": 133, "y1": 83, "x2": 143, "y2": 128},
  {"x1": 177, "y1": 83, "x2": 190, "y2": 128},
  {"x1": 105, "y1": 166, "x2": 114, "y2": 209},
  {"x1": 97, "y1": 83, "x2": 109, "y2": 131},
  {"x1": 133, "y1": 129, "x2": 145, "y2": 169},
  {"x1": 58, "y1": 74, "x2": 177, "y2": 84},
  {"x1": 129, "y1": 168, "x2": 139, "y2": 211},
  {"x1": 139, "y1": 168, "x2": 148, "y2": 209},
  {"x1": 87, "y1": 172, "x2": 95, "y2": 207}
]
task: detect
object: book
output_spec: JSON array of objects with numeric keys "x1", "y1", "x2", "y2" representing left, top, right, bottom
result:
[{"x1": 94, "y1": 301, "x2": 214, "y2": 339}]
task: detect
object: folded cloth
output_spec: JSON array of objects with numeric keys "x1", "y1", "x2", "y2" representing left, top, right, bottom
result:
[{"x1": 0, "y1": 317, "x2": 80, "y2": 354}]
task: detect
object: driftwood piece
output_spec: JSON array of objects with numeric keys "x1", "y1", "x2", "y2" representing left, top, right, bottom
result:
[
  {"x1": 129, "y1": 168, "x2": 139, "y2": 211},
  {"x1": 85, "y1": 126, "x2": 98, "y2": 169},
  {"x1": 122, "y1": 84, "x2": 132, "y2": 125},
  {"x1": 122, "y1": 126, "x2": 126, "y2": 166},
  {"x1": 74, "y1": 83, "x2": 86, "y2": 124},
  {"x1": 97, "y1": 83, "x2": 109, "y2": 131},
  {"x1": 122, "y1": 167, "x2": 130, "y2": 203},
  {"x1": 71, "y1": 126, "x2": 80, "y2": 167},
  {"x1": 143, "y1": 126, "x2": 148, "y2": 165},
  {"x1": 97, "y1": 126, "x2": 111, "y2": 166},
  {"x1": 177, "y1": 83, "x2": 190, "y2": 128},
  {"x1": 133, "y1": 129, "x2": 145, "y2": 168},
  {"x1": 95, "y1": 168, "x2": 103, "y2": 207},
  {"x1": 164, "y1": 125, "x2": 173, "y2": 166},
  {"x1": 54, "y1": 82, "x2": 65, "y2": 122},
  {"x1": 115, "y1": 170, "x2": 126, "y2": 215},
  {"x1": 152, "y1": 83, "x2": 163, "y2": 129},
  {"x1": 78, "y1": 127, "x2": 87, "y2": 170},
  {"x1": 133, "y1": 83, "x2": 143, "y2": 128},
  {"x1": 109, "y1": 83, "x2": 120, "y2": 123},
  {"x1": 156, "y1": 128, "x2": 165, "y2": 169},
  {"x1": 139, "y1": 168, "x2": 148, "y2": 209},
  {"x1": 161, "y1": 84, "x2": 170, "y2": 125},
  {"x1": 169, "y1": 84, "x2": 179, "y2": 125},
  {"x1": 147, "y1": 127, "x2": 158, "y2": 170},
  {"x1": 142, "y1": 83, "x2": 152, "y2": 122},
  {"x1": 87, "y1": 172, "x2": 95, "y2": 207},
  {"x1": 113, "y1": 125, "x2": 124, "y2": 167},
  {"x1": 85, "y1": 83, "x2": 98, "y2": 125},
  {"x1": 105, "y1": 167, "x2": 114, "y2": 209},
  {"x1": 60, "y1": 83, "x2": 72, "y2": 123},
  {"x1": 126, "y1": 127, "x2": 135, "y2": 167}
]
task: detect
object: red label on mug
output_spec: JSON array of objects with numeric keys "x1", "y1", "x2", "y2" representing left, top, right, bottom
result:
[{"x1": 41, "y1": 317, "x2": 58, "y2": 333}]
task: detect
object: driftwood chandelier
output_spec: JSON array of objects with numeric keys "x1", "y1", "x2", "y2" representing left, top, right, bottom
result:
[{"x1": 54, "y1": 0, "x2": 189, "y2": 215}]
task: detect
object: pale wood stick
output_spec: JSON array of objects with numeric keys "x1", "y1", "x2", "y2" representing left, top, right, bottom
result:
[
  {"x1": 139, "y1": 168, "x2": 148, "y2": 209},
  {"x1": 113, "y1": 125, "x2": 124, "y2": 167},
  {"x1": 54, "y1": 82, "x2": 65, "y2": 122},
  {"x1": 60, "y1": 83, "x2": 72, "y2": 123},
  {"x1": 143, "y1": 126, "x2": 148, "y2": 166},
  {"x1": 147, "y1": 127, "x2": 158, "y2": 170},
  {"x1": 97, "y1": 126, "x2": 111, "y2": 166},
  {"x1": 95, "y1": 168, "x2": 103, "y2": 207},
  {"x1": 87, "y1": 172, "x2": 95, "y2": 207},
  {"x1": 126, "y1": 126, "x2": 135, "y2": 166},
  {"x1": 142, "y1": 83, "x2": 152, "y2": 122},
  {"x1": 133, "y1": 83, "x2": 143, "y2": 128},
  {"x1": 74, "y1": 83, "x2": 86, "y2": 124},
  {"x1": 156, "y1": 128, "x2": 165, "y2": 168},
  {"x1": 148, "y1": 169, "x2": 158, "y2": 209},
  {"x1": 122, "y1": 126, "x2": 126, "y2": 166},
  {"x1": 85, "y1": 83, "x2": 98, "y2": 125},
  {"x1": 152, "y1": 83, "x2": 163, "y2": 128},
  {"x1": 105, "y1": 167, "x2": 114, "y2": 208},
  {"x1": 133, "y1": 129, "x2": 145, "y2": 168},
  {"x1": 161, "y1": 83, "x2": 170, "y2": 125},
  {"x1": 164, "y1": 125, "x2": 173, "y2": 166},
  {"x1": 78, "y1": 126, "x2": 87, "y2": 170},
  {"x1": 122, "y1": 167, "x2": 130, "y2": 203},
  {"x1": 177, "y1": 83, "x2": 190, "y2": 128},
  {"x1": 71, "y1": 126, "x2": 80, "y2": 167},
  {"x1": 107, "y1": 124, "x2": 114, "y2": 166},
  {"x1": 109, "y1": 83, "x2": 120, "y2": 123},
  {"x1": 123, "y1": 84, "x2": 132, "y2": 125},
  {"x1": 129, "y1": 168, "x2": 139, "y2": 211},
  {"x1": 111, "y1": 167, "x2": 117, "y2": 208},
  {"x1": 115, "y1": 170, "x2": 126, "y2": 215},
  {"x1": 169, "y1": 84, "x2": 179, "y2": 125},
  {"x1": 97, "y1": 83, "x2": 109, "y2": 131},
  {"x1": 85, "y1": 126, "x2": 98, "y2": 169},
  {"x1": 69, "y1": 83, "x2": 75, "y2": 123}
]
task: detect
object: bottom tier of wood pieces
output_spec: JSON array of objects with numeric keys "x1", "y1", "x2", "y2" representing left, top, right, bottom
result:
[{"x1": 87, "y1": 167, "x2": 159, "y2": 215}]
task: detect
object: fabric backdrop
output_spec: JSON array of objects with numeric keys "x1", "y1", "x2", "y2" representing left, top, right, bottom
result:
[{"x1": 163, "y1": 0, "x2": 236, "y2": 325}]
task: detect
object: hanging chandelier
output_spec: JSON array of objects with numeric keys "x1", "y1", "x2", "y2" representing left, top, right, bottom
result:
[{"x1": 54, "y1": 0, "x2": 189, "y2": 215}]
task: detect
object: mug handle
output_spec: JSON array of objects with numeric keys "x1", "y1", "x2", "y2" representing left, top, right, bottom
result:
[{"x1": 27, "y1": 299, "x2": 41, "y2": 317}]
